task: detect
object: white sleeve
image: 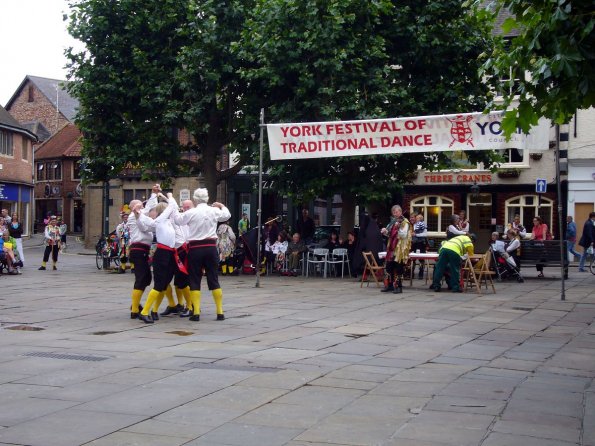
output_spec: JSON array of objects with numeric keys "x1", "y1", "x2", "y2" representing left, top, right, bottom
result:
[
  {"x1": 448, "y1": 225, "x2": 466, "y2": 235},
  {"x1": 137, "y1": 213, "x2": 156, "y2": 231},
  {"x1": 142, "y1": 193, "x2": 158, "y2": 215},
  {"x1": 217, "y1": 205, "x2": 232, "y2": 222}
]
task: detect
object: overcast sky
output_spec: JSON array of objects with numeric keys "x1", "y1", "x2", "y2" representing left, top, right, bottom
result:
[{"x1": 0, "y1": 0, "x2": 81, "y2": 107}]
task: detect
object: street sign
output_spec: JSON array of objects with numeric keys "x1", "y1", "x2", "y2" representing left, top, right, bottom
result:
[{"x1": 536, "y1": 178, "x2": 547, "y2": 193}]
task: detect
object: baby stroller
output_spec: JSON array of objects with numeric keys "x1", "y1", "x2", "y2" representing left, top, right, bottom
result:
[{"x1": 490, "y1": 243, "x2": 524, "y2": 283}]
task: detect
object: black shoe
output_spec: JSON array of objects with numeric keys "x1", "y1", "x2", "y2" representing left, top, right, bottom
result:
[
  {"x1": 380, "y1": 286, "x2": 394, "y2": 293},
  {"x1": 53, "y1": 265, "x2": 57, "y2": 271},
  {"x1": 393, "y1": 287, "x2": 403, "y2": 294},
  {"x1": 160, "y1": 306, "x2": 179, "y2": 316},
  {"x1": 216, "y1": 314, "x2": 225, "y2": 321},
  {"x1": 38, "y1": 266, "x2": 46, "y2": 270},
  {"x1": 179, "y1": 308, "x2": 192, "y2": 318},
  {"x1": 139, "y1": 314, "x2": 153, "y2": 324},
  {"x1": 130, "y1": 312, "x2": 140, "y2": 319},
  {"x1": 118, "y1": 268, "x2": 126, "y2": 274},
  {"x1": 130, "y1": 268, "x2": 135, "y2": 274},
  {"x1": 189, "y1": 314, "x2": 200, "y2": 321},
  {"x1": 175, "y1": 304, "x2": 185, "y2": 312},
  {"x1": 151, "y1": 311, "x2": 159, "y2": 321}
]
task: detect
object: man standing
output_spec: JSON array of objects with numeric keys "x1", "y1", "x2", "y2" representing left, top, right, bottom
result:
[
  {"x1": 296, "y1": 208, "x2": 315, "y2": 244},
  {"x1": 126, "y1": 184, "x2": 160, "y2": 318},
  {"x1": 173, "y1": 188, "x2": 231, "y2": 321},
  {"x1": 430, "y1": 234, "x2": 475, "y2": 293},
  {"x1": 1, "y1": 209, "x2": 11, "y2": 226},
  {"x1": 578, "y1": 212, "x2": 595, "y2": 272},
  {"x1": 238, "y1": 213, "x2": 250, "y2": 236},
  {"x1": 566, "y1": 216, "x2": 581, "y2": 262}
]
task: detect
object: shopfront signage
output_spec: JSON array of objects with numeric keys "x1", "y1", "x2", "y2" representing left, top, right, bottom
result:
[
  {"x1": 0, "y1": 183, "x2": 19, "y2": 201},
  {"x1": 422, "y1": 173, "x2": 492, "y2": 184}
]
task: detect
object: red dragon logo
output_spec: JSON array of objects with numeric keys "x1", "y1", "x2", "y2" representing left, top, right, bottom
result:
[{"x1": 447, "y1": 115, "x2": 475, "y2": 148}]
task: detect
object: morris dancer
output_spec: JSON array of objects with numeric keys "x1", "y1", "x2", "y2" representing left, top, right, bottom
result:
[
  {"x1": 381, "y1": 205, "x2": 412, "y2": 294},
  {"x1": 38, "y1": 216, "x2": 61, "y2": 270},
  {"x1": 126, "y1": 184, "x2": 159, "y2": 319},
  {"x1": 173, "y1": 188, "x2": 231, "y2": 321}
]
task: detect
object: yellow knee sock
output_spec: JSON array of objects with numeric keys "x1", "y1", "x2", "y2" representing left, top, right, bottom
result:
[
  {"x1": 165, "y1": 284, "x2": 175, "y2": 307},
  {"x1": 142, "y1": 289, "x2": 161, "y2": 316},
  {"x1": 153, "y1": 292, "x2": 165, "y2": 312},
  {"x1": 189, "y1": 290, "x2": 201, "y2": 315},
  {"x1": 212, "y1": 288, "x2": 223, "y2": 315},
  {"x1": 131, "y1": 289, "x2": 143, "y2": 312},
  {"x1": 174, "y1": 286, "x2": 185, "y2": 306},
  {"x1": 183, "y1": 286, "x2": 191, "y2": 307},
  {"x1": 228, "y1": 266, "x2": 234, "y2": 274},
  {"x1": 222, "y1": 264, "x2": 227, "y2": 274}
]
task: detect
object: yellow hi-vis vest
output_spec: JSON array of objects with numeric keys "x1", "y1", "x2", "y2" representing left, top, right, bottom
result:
[{"x1": 440, "y1": 235, "x2": 474, "y2": 256}]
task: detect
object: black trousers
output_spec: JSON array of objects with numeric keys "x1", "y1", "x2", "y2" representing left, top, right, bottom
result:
[
  {"x1": 129, "y1": 243, "x2": 152, "y2": 290},
  {"x1": 152, "y1": 248, "x2": 177, "y2": 292},
  {"x1": 386, "y1": 260, "x2": 405, "y2": 284},
  {"x1": 188, "y1": 240, "x2": 220, "y2": 291},
  {"x1": 43, "y1": 244, "x2": 59, "y2": 262}
]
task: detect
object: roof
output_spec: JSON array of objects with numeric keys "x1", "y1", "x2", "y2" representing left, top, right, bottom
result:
[
  {"x1": 35, "y1": 123, "x2": 82, "y2": 159},
  {"x1": 21, "y1": 121, "x2": 52, "y2": 142},
  {"x1": 5, "y1": 75, "x2": 79, "y2": 122},
  {"x1": 0, "y1": 105, "x2": 38, "y2": 141}
]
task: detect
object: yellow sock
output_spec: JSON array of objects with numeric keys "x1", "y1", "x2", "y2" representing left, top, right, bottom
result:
[
  {"x1": 222, "y1": 264, "x2": 227, "y2": 274},
  {"x1": 175, "y1": 286, "x2": 185, "y2": 306},
  {"x1": 183, "y1": 286, "x2": 191, "y2": 310},
  {"x1": 41, "y1": 261, "x2": 47, "y2": 267},
  {"x1": 212, "y1": 288, "x2": 223, "y2": 315},
  {"x1": 142, "y1": 289, "x2": 160, "y2": 316},
  {"x1": 165, "y1": 284, "x2": 175, "y2": 307},
  {"x1": 153, "y1": 292, "x2": 165, "y2": 312},
  {"x1": 131, "y1": 289, "x2": 143, "y2": 312},
  {"x1": 228, "y1": 266, "x2": 234, "y2": 274},
  {"x1": 189, "y1": 290, "x2": 201, "y2": 315}
]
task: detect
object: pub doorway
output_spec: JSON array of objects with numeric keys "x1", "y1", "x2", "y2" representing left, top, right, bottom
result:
[{"x1": 468, "y1": 193, "x2": 493, "y2": 252}]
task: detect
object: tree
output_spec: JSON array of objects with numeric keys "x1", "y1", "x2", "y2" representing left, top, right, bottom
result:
[
  {"x1": 240, "y1": 0, "x2": 497, "y2": 234},
  {"x1": 477, "y1": 0, "x2": 595, "y2": 135},
  {"x1": 66, "y1": 0, "x2": 259, "y2": 198}
]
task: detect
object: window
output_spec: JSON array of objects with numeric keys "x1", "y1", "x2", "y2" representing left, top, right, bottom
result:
[
  {"x1": 28, "y1": 85, "x2": 34, "y2": 102},
  {"x1": 73, "y1": 160, "x2": 81, "y2": 180},
  {"x1": 52, "y1": 162, "x2": 62, "y2": 180},
  {"x1": 21, "y1": 136, "x2": 29, "y2": 161},
  {"x1": 410, "y1": 196, "x2": 454, "y2": 234},
  {"x1": 505, "y1": 195, "x2": 553, "y2": 230},
  {"x1": 123, "y1": 189, "x2": 152, "y2": 205},
  {"x1": 0, "y1": 130, "x2": 14, "y2": 156},
  {"x1": 499, "y1": 148, "x2": 525, "y2": 164},
  {"x1": 37, "y1": 163, "x2": 44, "y2": 180}
]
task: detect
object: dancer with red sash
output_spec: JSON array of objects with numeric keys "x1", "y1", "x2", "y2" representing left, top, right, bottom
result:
[
  {"x1": 173, "y1": 188, "x2": 231, "y2": 322},
  {"x1": 126, "y1": 184, "x2": 159, "y2": 319},
  {"x1": 132, "y1": 193, "x2": 178, "y2": 323}
]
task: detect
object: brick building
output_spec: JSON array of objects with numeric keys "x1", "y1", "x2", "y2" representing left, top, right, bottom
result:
[
  {"x1": 0, "y1": 105, "x2": 37, "y2": 233},
  {"x1": 33, "y1": 124, "x2": 83, "y2": 233}
]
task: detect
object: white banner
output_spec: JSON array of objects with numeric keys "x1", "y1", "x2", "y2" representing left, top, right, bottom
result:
[{"x1": 266, "y1": 112, "x2": 550, "y2": 160}]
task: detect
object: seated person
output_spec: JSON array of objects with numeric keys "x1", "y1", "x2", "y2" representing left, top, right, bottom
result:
[
  {"x1": 504, "y1": 228, "x2": 521, "y2": 269},
  {"x1": 327, "y1": 231, "x2": 340, "y2": 251},
  {"x1": 0, "y1": 230, "x2": 18, "y2": 273},
  {"x1": 270, "y1": 232, "x2": 288, "y2": 272},
  {"x1": 286, "y1": 232, "x2": 307, "y2": 276},
  {"x1": 446, "y1": 214, "x2": 468, "y2": 240}
]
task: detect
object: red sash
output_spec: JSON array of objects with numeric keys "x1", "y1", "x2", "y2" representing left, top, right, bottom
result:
[{"x1": 157, "y1": 243, "x2": 188, "y2": 275}]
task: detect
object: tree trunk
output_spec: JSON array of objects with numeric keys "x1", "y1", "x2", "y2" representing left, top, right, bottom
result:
[
  {"x1": 202, "y1": 144, "x2": 219, "y2": 201},
  {"x1": 340, "y1": 192, "x2": 357, "y2": 239}
]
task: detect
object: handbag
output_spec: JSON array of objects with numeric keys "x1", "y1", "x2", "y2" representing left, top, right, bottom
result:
[{"x1": 588, "y1": 246, "x2": 594, "y2": 255}]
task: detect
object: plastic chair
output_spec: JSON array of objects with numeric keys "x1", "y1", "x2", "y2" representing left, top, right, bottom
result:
[
  {"x1": 327, "y1": 248, "x2": 350, "y2": 278},
  {"x1": 306, "y1": 248, "x2": 329, "y2": 277}
]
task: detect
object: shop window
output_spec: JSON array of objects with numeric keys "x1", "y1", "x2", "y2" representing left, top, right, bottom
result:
[
  {"x1": 0, "y1": 130, "x2": 13, "y2": 156},
  {"x1": 52, "y1": 162, "x2": 62, "y2": 180},
  {"x1": 410, "y1": 196, "x2": 454, "y2": 234},
  {"x1": 505, "y1": 195, "x2": 553, "y2": 230},
  {"x1": 37, "y1": 163, "x2": 44, "y2": 181}
]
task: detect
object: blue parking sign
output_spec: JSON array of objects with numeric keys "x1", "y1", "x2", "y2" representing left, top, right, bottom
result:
[{"x1": 536, "y1": 179, "x2": 547, "y2": 193}]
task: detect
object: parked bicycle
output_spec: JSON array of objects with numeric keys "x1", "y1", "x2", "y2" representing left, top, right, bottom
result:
[{"x1": 95, "y1": 233, "x2": 121, "y2": 270}]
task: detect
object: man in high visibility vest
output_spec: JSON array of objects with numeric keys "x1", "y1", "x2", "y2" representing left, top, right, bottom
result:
[{"x1": 430, "y1": 234, "x2": 475, "y2": 293}]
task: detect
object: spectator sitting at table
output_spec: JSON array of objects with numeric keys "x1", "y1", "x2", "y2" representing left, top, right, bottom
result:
[
  {"x1": 327, "y1": 231, "x2": 340, "y2": 251},
  {"x1": 271, "y1": 231, "x2": 288, "y2": 272},
  {"x1": 430, "y1": 233, "x2": 475, "y2": 293},
  {"x1": 446, "y1": 214, "x2": 468, "y2": 240},
  {"x1": 286, "y1": 233, "x2": 307, "y2": 276}
]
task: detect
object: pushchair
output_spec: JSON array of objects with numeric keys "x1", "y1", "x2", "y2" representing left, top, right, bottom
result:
[{"x1": 490, "y1": 243, "x2": 524, "y2": 283}]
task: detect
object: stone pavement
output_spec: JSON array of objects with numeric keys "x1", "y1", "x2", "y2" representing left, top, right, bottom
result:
[{"x1": 0, "y1": 239, "x2": 593, "y2": 446}]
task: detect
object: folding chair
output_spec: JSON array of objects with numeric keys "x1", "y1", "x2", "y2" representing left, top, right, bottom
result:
[
  {"x1": 463, "y1": 252, "x2": 496, "y2": 294},
  {"x1": 360, "y1": 251, "x2": 385, "y2": 288},
  {"x1": 327, "y1": 248, "x2": 350, "y2": 278}
]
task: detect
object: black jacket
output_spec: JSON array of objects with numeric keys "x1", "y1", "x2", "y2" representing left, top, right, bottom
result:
[{"x1": 578, "y1": 219, "x2": 595, "y2": 248}]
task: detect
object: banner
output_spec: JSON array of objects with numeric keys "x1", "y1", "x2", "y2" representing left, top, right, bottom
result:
[{"x1": 266, "y1": 112, "x2": 550, "y2": 160}]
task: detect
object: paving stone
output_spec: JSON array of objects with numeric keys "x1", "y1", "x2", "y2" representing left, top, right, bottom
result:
[
  {"x1": 424, "y1": 395, "x2": 506, "y2": 415},
  {"x1": 492, "y1": 419, "x2": 580, "y2": 443},
  {"x1": 371, "y1": 381, "x2": 448, "y2": 398},
  {"x1": 85, "y1": 431, "x2": 191, "y2": 446},
  {"x1": 122, "y1": 419, "x2": 212, "y2": 439},
  {"x1": 482, "y1": 432, "x2": 578, "y2": 446},
  {"x1": 184, "y1": 423, "x2": 302, "y2": 446}
]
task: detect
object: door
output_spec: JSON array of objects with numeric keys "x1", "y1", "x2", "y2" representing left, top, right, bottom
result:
[
  {"x1": 575, "y1": 203, "x2": 594, "y2": 246},
  {"x1": 468, "y1": 193, "x2": 493, "y2": 252}
]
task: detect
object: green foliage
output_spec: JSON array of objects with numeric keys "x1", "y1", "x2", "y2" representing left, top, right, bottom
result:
[
  {"x1": 239, "y1": 0, "x2": 498, "y2": 202},
  {"x1": 66, "y1": 0, "x2": 260, "y2": 193},
  {"x1": 477, "y1": 0, "x2": 595, "y2": 134}
]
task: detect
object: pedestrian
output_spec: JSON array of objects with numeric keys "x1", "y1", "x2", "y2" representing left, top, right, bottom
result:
[
  {"x1": 566, "y1": 216, "x2": 581, "y2": 262},
  {"x1": 173, "y1": 188, "x2": 231, "y2": 321},
  {"x1": 217, "y1": 219, "x2": 236, "y2": 275},
  {"x1": 238, "y1": 213, "x2": 250, "y2": 236},
  {"x1": 38, "y1": 216, "x2": 61, "y2": 270},
  {"x1": 57, "y1": 217, "x2": 67, "y2": 252},
  {"x1": 578, "y1": 212, "x2": 595, "y2": 272},
  {"x1": 8, "y1": 212, "x2": 25, "y2": 265},
  {"x1": 380, "y1": 205, "x2": 412, "y2": 294},
  {"x1": 430, "y1": 234, "x2": 475, "y2": 293}
]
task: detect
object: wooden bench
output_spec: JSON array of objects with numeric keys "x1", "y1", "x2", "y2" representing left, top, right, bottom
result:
[{"x1": 519, "y1": 240, "x2": 569, "y2": 278}]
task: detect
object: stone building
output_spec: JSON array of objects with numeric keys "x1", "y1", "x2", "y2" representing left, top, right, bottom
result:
[{"x1": 0, "y1": 105, "x2": 37, "y2": 233}]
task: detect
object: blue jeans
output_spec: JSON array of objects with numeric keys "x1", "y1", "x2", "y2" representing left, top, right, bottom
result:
[
  {"x1": 567, "y1": 241, "x2": 581, "y2": 260},
  {"x1": 578, "y1": 247, "x2": 591, "y2": 270}
]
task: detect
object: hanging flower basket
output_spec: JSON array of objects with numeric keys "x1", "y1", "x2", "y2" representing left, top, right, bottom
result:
[
  {"x1": 497, "y1": 169, "x2": 521, "y2": 179},
  {"x1": 530, "y1": 153, "x2": 543, "y2": 161}
]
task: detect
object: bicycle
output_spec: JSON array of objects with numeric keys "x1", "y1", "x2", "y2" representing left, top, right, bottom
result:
[{"x1": 95, "y1": 233, "x2": 121, "y2": 270}]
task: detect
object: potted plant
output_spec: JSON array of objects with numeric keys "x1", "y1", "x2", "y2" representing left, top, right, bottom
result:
[
  {"x1": 497, "y1": 168, "x2": 521, "y2": 178},
  {"x1": 530, "y1": 153, "x2": 543, "y2": 161}
]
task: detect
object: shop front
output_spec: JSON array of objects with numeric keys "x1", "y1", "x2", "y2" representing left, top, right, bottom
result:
[{"x1": 0, "y1": 182, "x2": 32, "y2": 235}]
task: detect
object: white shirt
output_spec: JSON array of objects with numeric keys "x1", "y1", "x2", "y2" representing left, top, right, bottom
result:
[
  {"x1": 136, "y1": 200, "x2": 176, "y2": 248},
  {"x1": 173, "y1": 202, "x2": 231, "y2": 241},
  {"x1": 447, "y1": 224, "x2": 467, "y2": 236},
  {"x1": 128, "y1": 193, "x2": 158, "y2": 245}
]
